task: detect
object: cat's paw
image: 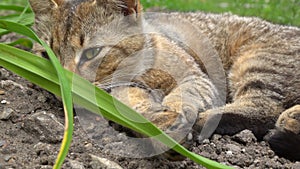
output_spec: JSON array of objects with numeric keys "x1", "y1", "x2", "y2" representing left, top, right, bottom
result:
[
  {"x1": 148, "y1": 110, "x2": 195, "y2": 161},
  {"x1": 276, "y1": 105, "x2": 300, "y2": 134},
  {"x1": 267, "y1": 129, "x2": 300, "y2": 161},
  {"x1": 267, "y1": 105, "x2": 300, "y2": 161}
]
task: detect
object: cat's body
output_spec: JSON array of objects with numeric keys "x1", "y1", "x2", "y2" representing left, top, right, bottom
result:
[{"x1": 29, "y1": 0, "x2": 300, "y2": 161}]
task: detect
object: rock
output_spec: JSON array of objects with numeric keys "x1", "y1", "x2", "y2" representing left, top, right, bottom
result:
[
  {"x1": 0, "y1": 100, "x2": 7, "y2": 104},
  {"x1": 226, "y1": 150, "x2": 233, "y2": 156},
  {"x1": 3, "y1": 155, "x2": 11, "y2": 162},
  {"x1": 39, "y1": 166, "x2": 52, "y2": 169},
  {"x1": 37, "y1": 94, "x2": 47, "y2": 103},
  {"x1": 0, "y1": 140, "x2": 6, "y2": 147},
  {"x1": 290, "y1": 162, "x2": 300, "y2": 168},
  {"x1": 0, "y1": 108, "x2": 13, "y2": 120},
  {"x1": 84, "y1": 143, "x2": 93, "y2": 151},
  {"x1": 22, "y1": 111, "x2": 64, "y2": 143},
  {"x1": 8, "y1": 158, "x2": 16, "y2": 165},
  {"x1": 232, "y1": 129, "x2": 257, "y2": 144},
  {"x1": 68, "y1": 160, "x2": 85, "y2": 169},
  {"x1": 211, "y1": 134, "x2": 222, "y2": 141},
  {"x1": 90, "y1": 154, "x2": 123, "y2": 169},
  {"x1": 34, "y1": 142, "x2": 53, "y2": 156},
  {"x1": 0, "y1": 90, "x2": 5, "y2": 95},
  {"x1": 202, "y1": 139, "x2": 210, "y2": 144},
  {"x1": 0, "y1": 80, "x2": 24, "y2": 91},
  {"x1": 225, "y1": 144, "x2": 241, "y2": 154}
]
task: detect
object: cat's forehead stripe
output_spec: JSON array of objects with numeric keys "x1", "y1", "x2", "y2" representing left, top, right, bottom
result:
[{"x1": 63, "y1": 4, "x2": 78, "y2": 43}]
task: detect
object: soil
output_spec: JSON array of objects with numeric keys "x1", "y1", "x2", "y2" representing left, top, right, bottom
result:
[{"x1": 1, "y1": 35, "x2": 300, "y2": 169}]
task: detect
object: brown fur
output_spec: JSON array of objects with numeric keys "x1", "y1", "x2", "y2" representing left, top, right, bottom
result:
[{"x1": 29, "y1": 0, "x2": 300, "y2": 161}]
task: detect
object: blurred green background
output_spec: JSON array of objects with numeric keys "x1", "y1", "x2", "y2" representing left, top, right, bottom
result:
[
  {"x1": 1, "y1": 0, "x2": 300, "y2": 26},
  {"x1": 141, "y1": 0, "x2": 300, "y2": 26}
]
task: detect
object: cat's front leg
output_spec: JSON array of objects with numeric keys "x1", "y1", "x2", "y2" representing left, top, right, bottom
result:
[
  {"x1": 194, "y1": 96, "x2": 282, "y2": 140},
  {"x1": 152, "y1": 76, "x2": 222, "y2": 160},
  {"x1": 109, "y1": 75, "x2": 220, "y2": 161},
  {"x1": 109, "y1": 85, "x2": 192, "y2": 160}
]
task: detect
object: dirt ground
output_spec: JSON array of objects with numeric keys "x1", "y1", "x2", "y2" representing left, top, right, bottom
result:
[{"x1": 0, "y1": 36, "x2": 300, "y2": 169}]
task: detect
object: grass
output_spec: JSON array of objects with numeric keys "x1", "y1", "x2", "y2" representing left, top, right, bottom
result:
[
  {"x1": 141, "y1": 0, "x2": 300, "y2": 26},
  {"x1": 1, "y1": 0, "x2": 299, "y2": 26}
]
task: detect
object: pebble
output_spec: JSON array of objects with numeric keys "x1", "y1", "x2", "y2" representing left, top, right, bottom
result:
[
  {"x1": 0, "y1": 108, "x2": 14, "y2": 120},
  {"x1": 0, "y1": 90, "x2": 5, "y2": 95},
  {"x1": 202, "y1": 139, "x2": 210, "y2": 144},
  {"x1": 22, "y1": 111, "x2": 64, "y2": 143},
  {"x1": 68, "y1": 160, "x2": 85, "y2": 169},
  {"x1": 84, "y1": 143, "x2": 93, "y2": 151},
  {"x1": 8, "y1": 158, "x2": 16, "y2": 164},
  {"x1": 0, "y1": 140, "x2": 5, "y2": 147},
  {"x1": 39, "y1": 166, "x2": 52, "y2": 169},
  {"x1": 0, "y1": 100, "x2": 7, "y2": 104},
  {"x1": 225, "y1": 143, "x2": 241, "y2": 154},
  {"x1": 34, "y1": 142, "x2": 52, "y2": 156},
  {"x1": 37, "y1": 94, "x2": 47, "y2": 103},
  {"x1": 0, "y1": 80, "x2": 24, "y2": 90},
  {"x1": 226, "y1": 150, "x2": 233, "y2": 156},
  {"x1": 211, "y1": 134, "x2": 222, "y2": 141},
  {"x1": 291, "y1": 162, "x2": 300, "y2": 168},
  {"x1": 4, "y1": 155, "x2": 11, "y2": 162},
  {"x1": 232, "y1": 129, "x2": 257, "y2": 144},
  {"x1": 90, "y1": 154, "x2": 123, "y2": 169}
]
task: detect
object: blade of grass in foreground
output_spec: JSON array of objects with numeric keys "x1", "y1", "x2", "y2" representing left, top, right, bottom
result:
[
  {"x1": 0, "y1": 4, "x2": 34, "y2": 36},
  {"x1": 0, "y1": 20, "x2": 73, "y2": 169},
  {"x1": 0, "y1": 44, "x2": 233, "y2": 169}
]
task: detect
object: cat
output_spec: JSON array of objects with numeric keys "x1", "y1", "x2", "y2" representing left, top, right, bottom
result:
[{"x1": 29, "y1": 0, "x2": 300, "y2": 161}]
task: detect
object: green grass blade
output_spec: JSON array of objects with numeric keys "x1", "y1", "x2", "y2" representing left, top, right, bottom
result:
[
  {"x1": 0, "y1": 4, "x2": 32, "y2": 12},
  {"x1": 0, "y1": 44, "x2": 233, "y2": 169},
  {"x1": 6, "y1": 38, "x2": 33, "y2": 48},
  {"x1": 0, "y1": 20, "x2": 38, "y2": 41},
  {"x1": 0, "y1": 20, "x2": 73, "y2": 169}
]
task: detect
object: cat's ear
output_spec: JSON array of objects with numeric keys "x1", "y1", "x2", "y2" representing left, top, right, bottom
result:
[
  {"x1": 121, "y1": 0, "x2": 142, "y2": 16},
  {"x1": 29, "y1": 0, "x2": 64, "y2": 14}
]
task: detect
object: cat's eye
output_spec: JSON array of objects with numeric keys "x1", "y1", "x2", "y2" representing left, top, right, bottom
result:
[{"x1": 81, "y1": 47, "x2": 102, "y2": 62}]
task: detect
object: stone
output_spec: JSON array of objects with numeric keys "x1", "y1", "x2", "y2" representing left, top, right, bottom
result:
[
  {"x1": 84, "y1": 143, "x2": 93, "y2": 151},
  {"x1": 226, "y1": 150, "x2": 233, "y2": 156},
  {"x1": 37, "y1": 94, "x2": 47, "y2": 103},
  {"x1": 202, "y1": 139, "x2": 210, "y2": 144},
  {"x1": 0, "y1": 100, "x2": 7, "y2": 104},
  {"x1": 0, "y1": 80, "x2": 24, "y2": 91},
  {"x1": 90, "y1": 154, "x2": 123, "y2": 169},
  {"x1": 34, "y1": 142, "x2": 52, "y2": 156},
  {"x1": 0, "y1": 108, "x2": 13, "y2": 120},
  {"x1": 225, "y1": 144, "x2": 241, "y2": 154},
  {"x1": 3, "y1": 155, "x2": 11, "y2": 162},
  {"x1": 0, "y1": 140, "x2": 5, "y2": 147},
  {"x1": 232, "y1": 129, "x2": 257, "y2": 144},
  {"x1": 22, "y1": 111, "x2": 64, "y2": 143},
  {"x1": 68, "y1": 160, "x2": 85, "y2": 169}
]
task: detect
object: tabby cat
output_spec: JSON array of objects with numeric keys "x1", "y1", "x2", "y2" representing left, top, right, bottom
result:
[{"x1": 29, "y1": 0, "x2": 300, "y2": 161}]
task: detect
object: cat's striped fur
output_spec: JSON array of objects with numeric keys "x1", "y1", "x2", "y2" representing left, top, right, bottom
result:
[{"x1": 29, "y1": 0, "x2": 300, "y2": 161}]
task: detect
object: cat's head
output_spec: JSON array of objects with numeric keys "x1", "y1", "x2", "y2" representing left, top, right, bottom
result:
[{"x1": 29, "y1": 0, "x2": 144, "y2": 82}]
